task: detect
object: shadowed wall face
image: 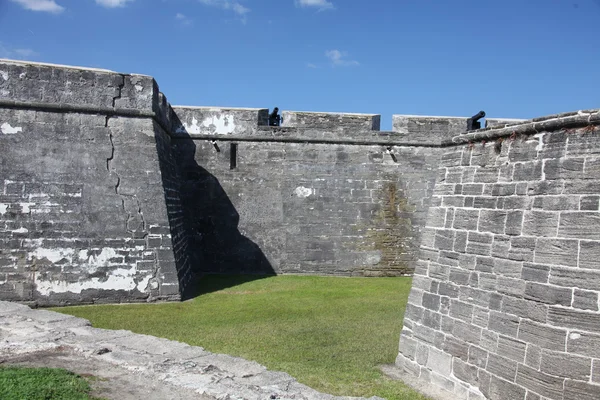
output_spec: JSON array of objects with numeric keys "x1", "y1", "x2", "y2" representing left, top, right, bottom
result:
[
  {"x1": 174, "y1": 139, "x2": 440, "y2": 276},
  {"x1": 396, "y1": 112, "x2": 600, "y2": 400}
]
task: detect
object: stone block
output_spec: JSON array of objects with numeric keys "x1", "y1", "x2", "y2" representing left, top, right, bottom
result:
[
  {"x1": 521, "y1": 263, "x2": 550, "y2": 283},
  {"x1": 505, "y1": 211, "x2": 524, "y2": 236},
  {"x1": 497, "y1": 276, "x2": 526, "y2": 297},
  {"x1": 453, "y1": 319, "x2": 482, "y2": 346},
  {"x1": 399, "y1": 335, "x2": 418, "y2": 360},
  {"x1": 580, "y1": 195, "x2": 599, "y2": 211},
  {"x1": 473, "y1": 196, "x2": 497, "y2": 209},
  {"x1": 549, "y1": 266, "x2": 600, "y2": 291},
  {"x1": 429, "y1": 263, "x2": 450, "y2": 281},
  {"x1": 422, "y1": 292, "x2": 441, "y2": 311},
  {"x1": 524, "y1": 344, "x2": 542, "y2": 369},
  {"x1": 486, "y1": 353, "x2": 518, "y2": 382},
  {"x1": 528, "y1": 180, "x2": 564, "y2": 196},
  {"x1": 426, "y1": 347, "x2": 453, "y2": 376},
  {"x1": 478, "y1": 210, "x2": 507, "y2": 234},
  {"x1": 533, "y1": 195, "x2": 580, "y2": 211},
  {"x1": 493, "y1": 259, "x2": 523, "y2": 278},
  {"x1": 449, "y1": 300, "x2": 474, "y2": 322},
  {"x1": 453, "y1": 208, "x2": 480, "y2": 231},
  {"x1": 543, "y1": 157, "x2": 585, "y2": 180},
  {"x1": 497, "y1": 336, "x2": 527, "y2": 363},
  {"x1": 449, "y1": 267, "x2": 470, "y2": 285},
  {"x1": 435, "y1": 229, "x2": 456, "y2": 251},
  {"x1": 540, "y1": 349, "x2": 592, "y2": 380},
  {"x1": 579, "y1": 240, "x2": 600, "y2": 270},
  {"x1": 518, "y1": 320, "x2": 566, "y2": 351},
  {"x1": 593, "y1": 360, "x2": 600, "y2": 384},
  {"x1": 549, "y1": 306, "x2": 600, "y2": 331},
  {"x1": 422, "y1": 309, "x2": 442, "y2": 330},
  {"x1": 558, "y1": 212, "x2": 600, "y2": 240},
  {"x1": 499, "y1": 196, "x2": 532, "y2": 211},
  {"x1": 491, "y1": 183, "x2": 516, "y2": 197},
  {"x1": 509, "y1": 237, "x2": 536, "y2": 262},
  {"x1": 473, "y1": 307, "x2": 490, "y2": 328},
  {"x1": 513, "y1": 161, "x2": 543, "y2": 182},
  {"x1": 453, "y1": 358, "x2": 479, "y2": 387},
  {"x1": 534, "y1": 238, "x2": 578, "y2": 267},
  {"x1": 468, "y1": 345, "x2": 488, "y2": 369},
  {"x1": 454, "y1": 231, "x2": 468, "y2": 253},
  {"x1": 563, "y1": 379, "x2": 600, "y2": 400},
  {"x1": 467, "y1": 232, "x2": 493, "y2": 256},
  {"x1": 416, "y1": 343, "x2": 430, "y2": 365},
  {"x1": 516, "y1": 364, "x2": 565, "y2": 400},
  {"x1": 503, "y1": 297, "x2": 548, "y2": 323},
  {"x1": 572, "y1": 289, "x2": 599, "y2": 311},
  {"x1": 443, "y1": 335, "x2": 469, "y2": 361},
  {"x1": 488, "y1": 311, "x2": 520, "y2": 337},
  {"x1": 522, "y1": 211, "x2": 559, "y2": 237},
  {"x1": 480, "y1": 329, "x2": 499, "y2": 353},
  {"x1": 524, "y1": 282, "x2": 572, "y2": 306}
]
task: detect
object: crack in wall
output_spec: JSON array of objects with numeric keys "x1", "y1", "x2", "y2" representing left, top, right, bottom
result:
[
  {"x1": 105, "y1": 120, "x2": 147, "y2": 239},
  {"x1": 112, "y1": 75, "x2": 125, "y2": 108}
]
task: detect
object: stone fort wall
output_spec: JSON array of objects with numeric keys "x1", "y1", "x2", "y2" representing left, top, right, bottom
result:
[
  {"x1": 396, "y1": 110, "x2": 600, "y2": 400},
  {"x1": 1, "y1": 59, "x2": 506, "y2": 304}
]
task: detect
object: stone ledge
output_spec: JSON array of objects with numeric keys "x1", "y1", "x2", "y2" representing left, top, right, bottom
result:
[
  {"x1": 450, "y1": 109, "x2": 600, "y2": 145},
  {"x1": 0, "y1": 301, "x2": 382, "y2": 400},
  {"x1": 281, "y1": 110, "x2": 380, "y2": 131}
]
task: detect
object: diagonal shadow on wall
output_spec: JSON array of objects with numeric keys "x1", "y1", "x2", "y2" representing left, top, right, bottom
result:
[{"x1": 168, "y1": 113, "x2": 275, "y2": 299}]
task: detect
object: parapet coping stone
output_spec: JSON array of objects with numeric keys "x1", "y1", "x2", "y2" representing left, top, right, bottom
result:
[
  {"x1": 0, "y1": 301, "x2": 382, "y2": 400},
  {"x1": 283, "y1": 110, "x2": 380, "y2": 116},
  {"x1": 172, "y1": 105, "x2": 268, "y2": 111},
  {"x1": 450, "y1": 109, "x2": 600, "y2": 145},
  {"x1": 0, "y1": 58, "x2": 144, "y2": 76}
]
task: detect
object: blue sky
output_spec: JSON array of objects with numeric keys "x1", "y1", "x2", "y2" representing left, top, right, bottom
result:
[{"x1": 0, "y1": 0, "x2": 599, "y2": 129}]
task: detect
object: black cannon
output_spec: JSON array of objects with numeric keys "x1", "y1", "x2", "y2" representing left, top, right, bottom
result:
[
  {"x1": 269, "y1": 107, "x2": 282, "y2": 127},
  {"x1": 467, "y1": 111, "x2": 486, "y2": 131}
]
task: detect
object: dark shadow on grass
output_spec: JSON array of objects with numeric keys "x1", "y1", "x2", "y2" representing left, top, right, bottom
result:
[
  {"x1": 166, "y1": 111, "x2": 276, "y2": 300},
  {"x1": 192, "y1": 274, "x2": 276, "y2": 297}
]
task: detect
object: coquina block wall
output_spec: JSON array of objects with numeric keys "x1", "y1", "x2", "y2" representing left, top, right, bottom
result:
[
  {"x1": 0, "y1": 58, "x2": 521, "y2": 304},
  {"x1": 169, "y1": 109, "x2": 469, "y2": 276},
  {"x1": 396, "y1": 110, "x2": 600, "y2": 400},
  {"x1": 0, "y1": 59, "x2": 191, "y2": 305}
]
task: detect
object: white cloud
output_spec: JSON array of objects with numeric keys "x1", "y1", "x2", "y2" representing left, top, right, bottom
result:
[
  {"x1": 0, "y1": 43, "x2": 39, "y2": 60},
  {"x1": 176, "y1": 12, "x2": 192, "y2": 25},
  {"x1": 306, "y1": 63, "x2": 318, "y2": 69},
  {"x1": 198, "y1": 0, "x2": 250, "y2": 16},
  {"x1": 325, "y1": 50, "x2": 359, "y2": 67},
  {"x1": 295, "y1": 0, "x2": 334, "y2": 11},
  {"x1": 95, "y1": 0, "x2": 134, "y2": 8},
  {"x1": 9, "y1": 0, "x2": 64, "y2": 13},
  {"x1": 14, "y1": 48, "x2": 38, "y2": 57}
]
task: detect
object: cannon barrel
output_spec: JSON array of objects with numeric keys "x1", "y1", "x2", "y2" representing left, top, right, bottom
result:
[{"x1": 466, "y1": 110, "x2": 486, "y2": 131}]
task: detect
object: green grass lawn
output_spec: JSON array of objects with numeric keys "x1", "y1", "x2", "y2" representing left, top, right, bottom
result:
[
  {"x1": 0, "y1": 366, "x2": 98, "y2": 400},
  {"x1": 55, "y1": 275, "x2": 427, "y2": 400}
]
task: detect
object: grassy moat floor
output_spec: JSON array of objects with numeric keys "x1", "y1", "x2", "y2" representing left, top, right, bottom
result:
[
  {"x1": 0, "y1": 366, "x2": 99, "y2": 400},
  {"x1": 55, "y1": 275, "x2": 428, "y2": 400}
]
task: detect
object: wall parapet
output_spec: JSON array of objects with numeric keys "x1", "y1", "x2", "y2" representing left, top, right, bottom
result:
[
  {"x1": 281, "y1": 110, "x2": 380, "y2": 131},
  {"x1": 450, "y1": 109, "x2": 600, "y2": 145}
]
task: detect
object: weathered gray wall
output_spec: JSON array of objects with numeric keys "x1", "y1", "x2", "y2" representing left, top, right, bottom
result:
[
  {"x1": 396, "y1": 110, "x2": 600, "y2": 400},
  {"x1": 0, "y1": 58, "x2": 518, "y2": 304},
  {"x1": 170, "y1": 107, "x2": 454, "y2": 276},
  {"x1": 0, "y1": 60, "x2": 189, "y2": 305}
]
